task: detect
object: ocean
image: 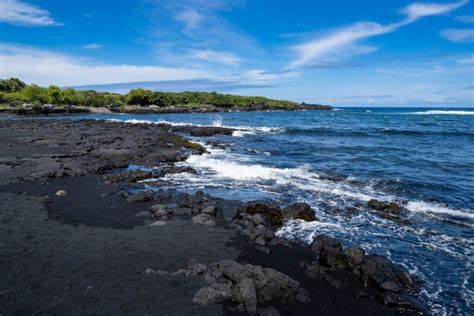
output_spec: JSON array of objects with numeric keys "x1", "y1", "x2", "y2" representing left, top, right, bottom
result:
[{"x1": 39, "y1": 107, "x2": 474, "y2": 314}]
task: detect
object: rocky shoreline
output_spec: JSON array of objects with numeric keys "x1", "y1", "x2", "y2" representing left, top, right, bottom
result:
[
  {"x1": 1, "y1": 103, "x2": 332, "y2": 116},
  {"x1": 0, "y1": 118, "x2": 424, "y2": 315}
]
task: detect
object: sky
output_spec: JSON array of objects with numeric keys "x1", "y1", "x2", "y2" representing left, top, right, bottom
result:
[{"x1": 0, "y1": 0, "x2": 473, "y2": 107}]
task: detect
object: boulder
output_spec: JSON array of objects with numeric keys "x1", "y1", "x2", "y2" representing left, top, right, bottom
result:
[
  {"x1": 193, "y1": 260, "x2": 308, "y2": 314},
  {"x1": 237, "y1": 201, "x2": 283, "y2": 228},
  {"x1": 202, "y1": 205, "x2": 220, "y2": 216},
  {"x1": 343, "y1": 246, "x2": 365, "y2": 269},
  {"x1": 188, "y1": 126, "x2": 234, "y2": 137},
  {"x1": 150, "y1": 204, "x2": 167, "y2": 217},
  {"x1": 126, "y1": 190, "x2": 155, "y2": 203},
  {"x1": 367, "y1": 199, "x2": 401, "y2": 214},
  {"x1": 282, "y1": 203, "x2": 317, "y2": 222},
  {"x1": 191, "y1": 214, "x2": 216, "y2": 226},
  {"x1": 357, "y1": 255, "x2": 418, "y2": 294},
  {"x1": 382, "y1": 292, "x2": 425, "y2": 313}
]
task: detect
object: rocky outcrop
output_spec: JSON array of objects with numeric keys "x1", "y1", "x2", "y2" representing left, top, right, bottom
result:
[
  {"x1": 147, "y1": 260, "x2": 308, "y2": 315},
  {"x1": 367, "y1": 199, "x2": 408, "y2": 223},
  {"x1": 236, "y1": 201, "x2": 317, "y2": 228},
  {"x1": 309, "y1": 234, "x2": 421, "y2": 312}
]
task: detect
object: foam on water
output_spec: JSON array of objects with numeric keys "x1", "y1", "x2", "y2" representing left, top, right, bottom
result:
[
  {"x1": 408, "y1": 110, "x2": 474, "y2": 115},
  {"x1": 178, "y1": 151, "x2": 474, "y2": 223},
  {"x1": 107, "y1": 118, "x2": 285, "y2": 137},
  {"x1": 406, "y1": 201, "x2": 474, "y2": 220}
]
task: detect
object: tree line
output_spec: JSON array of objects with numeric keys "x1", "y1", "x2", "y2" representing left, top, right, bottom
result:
[{"x1": 0, "y1": 78, "x2": 296, "y2": 109}]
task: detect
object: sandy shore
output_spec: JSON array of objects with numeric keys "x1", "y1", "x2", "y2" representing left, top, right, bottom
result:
[{"x1": 0, "y1": 118, "x2": 423, "y2": 315}]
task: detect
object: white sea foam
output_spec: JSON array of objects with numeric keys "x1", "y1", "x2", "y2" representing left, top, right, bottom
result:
[
  {"x1": 106, "y1": 118, "x2": 285, "y2": 137},
  {"x1": 405, "y1": 201, "x2": 474, "y2": 220},
  {"x1": 180, "y1": 151, "x2": 474, "y2": 222},
  {"x1": 408, "y1": 110, "x2": 474, "y2": 116}
]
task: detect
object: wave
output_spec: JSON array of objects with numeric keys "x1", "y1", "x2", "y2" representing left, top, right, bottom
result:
[
  {"x1": 106, "y1": 118, "x2": 285, "y2": 137},
  {"x1": 408, "y1": 110, "x2": 474, "y2": 116},
  {"x1": 177, "y1": 152, "x2": 474, "y2": 222},
  {"x1": 405, "y1": 201, "x2": 474, "y2": 220}
]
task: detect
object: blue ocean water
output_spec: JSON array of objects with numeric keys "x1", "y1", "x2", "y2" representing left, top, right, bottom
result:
[{"x1": 35, "y1": 108, "x2": 474, "y2": 314}]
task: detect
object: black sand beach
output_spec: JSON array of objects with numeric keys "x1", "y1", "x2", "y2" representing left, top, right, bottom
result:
[{"x1": 0, "y1": 119, "x2": 423, "y2": 315}]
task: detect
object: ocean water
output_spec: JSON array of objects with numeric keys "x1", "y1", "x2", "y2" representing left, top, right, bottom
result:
[{"x1": 28, "y1": 108, "x2": 474, "y2": 314}]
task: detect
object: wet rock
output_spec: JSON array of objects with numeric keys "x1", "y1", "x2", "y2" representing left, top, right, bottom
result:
[
  {"x1": 188, "y1": 126, "x2": 234, "y2": 137},
  {"x1": 125, "y1": 190, "x2": 155, "y2": 203},
  {"x1": 310, "y1": 235, "x2": 342, "y2": 258},
  {"x1": 103, "y1": 169, "x2": 153, "y2": 184},
  {"x1": 357, "y1": 255, "x2": 414, "y2": 294},
  {"x1": 380, "y1": 280, "x2": 402, "y2": 293},
  {"x1": 191, "y1": 214, "x2": 216, "y2": 226},
  {"x1": 368, "y1": 199, "x2": 401, "y2": 213},
  {"x1": 396, "y1": 270, "x2": 420, "y2": 294},
  {"x1": 55, "y1": 190, "x2": 67, "y2": 196},
  {"x1": 343, "y1": 246, "x2": 365, "y2": 269},
  {"x1": 382, "y1": 292, "x2": 424, "y2": 313},
  {"x1": 282, "y1": 202, "x2": 317, "y2": 222},
  {"x1": 237, "y1": 201, "x2": 283, "y2": 228}
]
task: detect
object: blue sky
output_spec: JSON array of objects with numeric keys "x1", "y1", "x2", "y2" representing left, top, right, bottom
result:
[{"x1": 0, "y1": 0, "x2": 473, "y2": 106}]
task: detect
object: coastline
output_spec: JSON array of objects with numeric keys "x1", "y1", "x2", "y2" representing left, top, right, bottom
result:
[
  {"x1": 0, "y1": 103, "x2": 333, "y2": 116},
  {"x1": 0, "y1": 118, "x2": 423, "y2": 315}
]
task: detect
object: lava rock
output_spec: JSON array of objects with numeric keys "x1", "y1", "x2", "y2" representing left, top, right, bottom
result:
[
  {"x1": 343, "y1": 246, "x2": 365, "y2": 269},
  {"x1": 191, "y1": 214, "x2": 216, "y2": 226},
  {"x1": 282, "y1": 202, "x2": 317, "y2": 222},
  {"x1": 367, "y1": 199, "x2": 401, "y2": 213},
  {"x1": 192, "y1": 260, "x2": 308, "y2": 314},
  {"x1": 125, "y1": 190, "x2": 155, "y2": 203}
]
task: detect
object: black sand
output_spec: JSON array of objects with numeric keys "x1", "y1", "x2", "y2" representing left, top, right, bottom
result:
[{"x1": 0, "y1": 118, "x2": 416, "y2": 315}]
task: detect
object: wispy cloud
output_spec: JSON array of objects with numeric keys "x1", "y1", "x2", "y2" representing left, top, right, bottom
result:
[
  {"x1": 0, "y1": 43, "x2": 213, "y2": 86},
  {"x1": 82, "y1": 43, "x2": 103, "y2": 50},
  {"x1": 146, "y1": 0, "x2": 260, "y2": 61},
  {"x1": 455, "y1": 53, "x2": 474, "y2": 64},
  {"x1": 440, "y1": 28, "x2": 474, "y2": 42},
  {"x1": 0, "y1": 0, "x2": 60, "y2": 26},
  {"x1": 455, "y1": 14, "x2": 474, "y2": 23},
  {"x1": 401, "y1": 0, "x2": 468, "y2": 21},
  {"x1": 0, "y1": 43, "x2": 289, "y2": 89},
  {"x1": 188, "y1": 49, "x2": 242, "y2": 66},
  {"x1": 174, "y1": 8, "x2": 203, "y2": 30},
  {"x1": 288, "y1": 1, "x2": 468, "y2": 69}
]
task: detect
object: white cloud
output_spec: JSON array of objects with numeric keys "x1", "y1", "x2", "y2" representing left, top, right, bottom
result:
[
  {"x1": 455, "y1": 14, "x2": 474, "y2": 23},
  {"x1": 288, "y1": 1, "x2": 468, "y2": 69},
  {"x1": 0, "y1": 44, "x2": 214, "y2": 86},
  {"x1": 175, "y1": 8, "x2": 203, "y2": 30},
  {"x1": 188, "y1": 49, "x2": 242, "y2": 66},
  {"x1": 455, "y1": 54, "x2": 474, "y2": 64},
  {"x1": 440, "y1": 28, "x2": 474, "y2": 42},
  {"x1": 401, "y1": 0, "x2": 468, "y2": 22},
  {"x1": 82, "y1": 43, "x2": 103, "y2": 50},
  {"x1": 0, "y1": 43, "x2": 290, "y2": 88},
  {"x1": 0, "y1": 0, "x2": 59, "y2": 26}
]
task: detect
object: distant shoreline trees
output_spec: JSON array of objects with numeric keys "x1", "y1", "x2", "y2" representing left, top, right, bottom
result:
[{"x1": 0, "y1": 78, "x2": 297, "y2": 109}]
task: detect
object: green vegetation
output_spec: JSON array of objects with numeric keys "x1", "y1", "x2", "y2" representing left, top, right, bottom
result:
[{"x1": 0, "y1": 78, "x2": 297, "y2": 110}]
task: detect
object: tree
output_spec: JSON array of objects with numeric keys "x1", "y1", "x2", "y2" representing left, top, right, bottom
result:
[
  {"x1": 62, "y1": 88, "x2": 80, "y2": 105},
  {"x1": 0, "y1": 78, "x2": 26, "y2": 92},
  {"x1": 48, "y1": 85, "x2": 63, "y2": 105},
  {"x1": 21, "y1": 84, "x2": 49, "y2": 103},
  {"x1": 127, "y1": 88, "x2": 152, "y2": 106}
]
